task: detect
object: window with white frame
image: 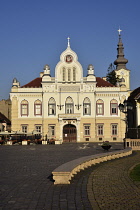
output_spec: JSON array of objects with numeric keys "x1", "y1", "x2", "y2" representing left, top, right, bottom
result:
[
  {"x1": 111, "y1": 124, "x2": 118, "y2": 135},
  {"x1": 34, "y1": 100, "x2": 42, "y2": 116},
  {"x1": 48, "y1": 98, "x2": 56, "y2": 115},
  {"x1": 65, "y1": 97, "x2": 74, "y2": 114},
  {"x1": 21, "y1": 100, "x2": 28, "y2": 116},
  {"x1": 84, "y1": 124, "x2": 90, "y2": 136},
  {"x1": 22, "y1": 125, "x2": 28, "y2": 133},
  {"x1": 83, "y1": 97, "x2": 91, "y2": 115},
  {"x1": 110, "y1": 99, "x2": 118, "y2": 115},
  {"x1": 35, "y1": 125, "x2": 42, "y2": 133},
  {"x1": 96, "y1": 99, "x2": 104, "y2": 115},
  {"x1": 48, "y1": 125, "x2": 55, "y2": 137},
  {"x1": 97, "y1": 124, "x2": 104, "y2": 136}
]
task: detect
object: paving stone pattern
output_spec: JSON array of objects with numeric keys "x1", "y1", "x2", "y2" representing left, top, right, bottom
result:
[
  {"x1": 1, "y1": 143, "x2": 139, "y2": 210},
  {"x1": 88, "y1": 151, "x2": 140, "y2": 210}
]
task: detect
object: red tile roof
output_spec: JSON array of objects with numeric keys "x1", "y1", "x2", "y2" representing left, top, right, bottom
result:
[
  {"x1": 21, "y1": 77, "x2": 114, "y2": 88},
  {"x1": 21, "y1": 78, "x2": 42, "y2": 88},
  {"x1": 96, "y1": 77, "x2": 114, "y2": 87}
]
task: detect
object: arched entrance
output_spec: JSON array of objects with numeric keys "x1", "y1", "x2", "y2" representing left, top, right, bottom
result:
[{"x1": 63, "y1": 124, "x2": 77, "y2": 142}]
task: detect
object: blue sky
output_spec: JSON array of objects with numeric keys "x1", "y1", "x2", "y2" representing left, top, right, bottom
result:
[{"x1": 0, "y1": 0, "x2": 140, "y2": 100}]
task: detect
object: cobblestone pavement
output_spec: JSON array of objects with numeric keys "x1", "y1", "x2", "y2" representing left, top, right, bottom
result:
[
  {"x1": 1, "y1": 143, "x2": 139, "y2": 210},
  {"x1": 87, "y1": 151, "x2": 140, "y2": 210}
]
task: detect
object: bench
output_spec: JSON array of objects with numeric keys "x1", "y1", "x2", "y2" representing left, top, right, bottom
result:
[{"x1": 52, "y1": 148, "x2": 132, "y2": 184}]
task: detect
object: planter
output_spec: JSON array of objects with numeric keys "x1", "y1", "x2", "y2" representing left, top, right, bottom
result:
[
  {"x1": 22, "y1": 140, "x2": 28, "y2": 145},
  {"x1": 42, "y1": 140, "x2": 47, "y2": 145},
  {"x1": 7, "y1": 141, "x2": 13, "y2": 145},
  {"x1": 55, "y1": 140, "x2": 62, "y2": 145},
  {"x1": 101, "y1": 145, "x2": 111, "y2": 151}
]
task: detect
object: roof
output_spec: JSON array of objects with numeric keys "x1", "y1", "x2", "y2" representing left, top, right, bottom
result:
[
  {"x1": 0, "y1": 113, "x2": 11, "y2": 124},
  {"x1": 128, "y1": 87, "x2": 140, "y2": 101},
  {"x1": 96, "y1": 77, "x2": 114, "y2": 87},
  {"x1": 21, "y1": 77, "x2": 114, "y2": 88},
  {"x1": 21, "y1": 77, "x2": 42, "y2": 88}
]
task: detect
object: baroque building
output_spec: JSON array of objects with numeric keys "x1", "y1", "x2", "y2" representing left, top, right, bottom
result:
[{"x1": 10, "y1": 33, "x2": 130, "y2": 143}]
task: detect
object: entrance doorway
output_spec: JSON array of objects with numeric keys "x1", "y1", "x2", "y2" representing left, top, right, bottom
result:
[{"x1": 63, "y1": 124, "x2": 77, "y2": 142}]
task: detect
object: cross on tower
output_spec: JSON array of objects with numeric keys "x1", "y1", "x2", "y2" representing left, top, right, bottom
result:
[{"x1": 118, "y1": 28, "x2": 122, "y2": 35}]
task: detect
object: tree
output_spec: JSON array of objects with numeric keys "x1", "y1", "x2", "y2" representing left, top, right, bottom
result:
[{"x1": 106, "y1": 63, "x2": 119, "y2": 85}]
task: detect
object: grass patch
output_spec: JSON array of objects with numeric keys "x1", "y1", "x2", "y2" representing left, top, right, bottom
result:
[{"x1": 130, "y1": 164, "x2": 140, "y2": 181}]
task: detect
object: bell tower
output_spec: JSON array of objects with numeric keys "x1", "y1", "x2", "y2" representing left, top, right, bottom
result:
[{"x1": 114, "y1": 28, "x2": 130, "y2": 90}]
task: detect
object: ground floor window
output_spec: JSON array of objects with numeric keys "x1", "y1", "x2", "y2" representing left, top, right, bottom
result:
[
  {"x1": 111, "y1": 124, "x2": 118, "y2": 135},
  {"x1": 35, "y1": 125, "x2": 42, "y2": 133},
  {"x1": 97, "y1": 124, "x2": 104, "y2": 136},
  {"x1": 84, "y1": 124, "x2": 90, "y2": 136},
  {"x1": 48, "y1": 125, "x2": 55, "y2": 137},
  {"x1": 21, "y1": 125, "x2": 28, "y2": 133}
]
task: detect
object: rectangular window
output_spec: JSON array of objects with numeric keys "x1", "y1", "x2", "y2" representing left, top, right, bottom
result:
[
  {"x1": 84, "y1": 125, "x2": 90, "y2": 136},
  {"x1": 21, "y1": 104, "x2": 28, "y2": 116},
  {"x1": 111, "y1": 103, "x2": 118, "y2": 115},
  {"x1": 96, "y1": 103, "x2": 104, "y2": 115},
  {"x1": 49, "y1": 104, "x2": 55, "y2": 115},
  {"x1": 22, "y1": 125, "x2": 28, "y2": 133},
  {"x1": 35, "y1": 125, "x2": 42, "y2": 133},
  {"x1": 49, "y1": 125, "x2": 55, "y2": 137},
  {"x1": 112, "y1": 124, "x2": 118, "y2": 135},
  {"x1": 35, "y1": 104, "x2": 42, "y2": 115},
  {"x1": 66, "y1": 104, "x2": 73, "y2": 114},
  {"x1": 97, "y1": 124, "x2": 104, "y2": 136},
  {"x1": 84, "y1": 104, "x2": 90, "y2": 115}
]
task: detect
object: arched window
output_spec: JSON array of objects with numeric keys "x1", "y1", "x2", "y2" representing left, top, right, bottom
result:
[
  {"x1": 110, "y1": 99, "x2": 118, "y2": 115},
  {"x1": 65, "y1": 97, "x2": 74, "y2": 114},
  {"x1": 21, "y1": 100, "x2": 28, "y2": 116},
  {"x1": 48, "y1": 98, "x2": 56, "y2": 115},
  {"x1": 68, "y1": 68, "x2": 71, "y2": 82},
  {"x1": 34, "y1": 100, "x2": 42, "y2": 116},
  {"x1": 62, "y1": 67, "x2": 65, "y2": 82},
  {"x1": 96, "y1": 99, "x2": 104, "y2": 115},
  {"x1": 73, "y1": 67, "x2": 76, "y2": 82},
  {"x1": 83, "y1": 97, "x2": 91, "y2": 115}
]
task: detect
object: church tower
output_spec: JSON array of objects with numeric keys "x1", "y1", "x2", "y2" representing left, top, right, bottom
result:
[{"x1": 114, "y1": 29, "x2": 130, "y2": 90}]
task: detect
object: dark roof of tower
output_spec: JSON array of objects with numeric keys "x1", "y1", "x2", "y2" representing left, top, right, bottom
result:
[
  {"x1": 128, "y1": 87, "x2": 140, "y2": 101},
  {"x1": 0, "y1": 112, "x2": 11, "y2": 124},
  {"x1": 21, "y1": 77, "x2": 114, "y2": 88},
  {"x1": 114, "y1": 34, "x2": 128, "y2": 70}
]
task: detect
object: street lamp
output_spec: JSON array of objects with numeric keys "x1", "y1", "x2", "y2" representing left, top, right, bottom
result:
[{"x1": 119, "y1": 99, "x2": 133, "y2": 148}]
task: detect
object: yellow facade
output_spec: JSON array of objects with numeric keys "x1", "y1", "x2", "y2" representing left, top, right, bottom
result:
[{"x1": 10, "y1": 36, "x2": 130, "y2": 143}]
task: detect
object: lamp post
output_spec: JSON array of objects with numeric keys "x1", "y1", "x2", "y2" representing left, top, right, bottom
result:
[{"x1": 119, "y1": 99, "x2": 133, "y2": 148}]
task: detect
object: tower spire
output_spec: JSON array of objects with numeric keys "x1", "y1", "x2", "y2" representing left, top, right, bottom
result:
[
  {"x1": 114, "y1": 28, "x2": 128, "y2": 70},
  {"x1": 67, "y1": 37, "x2": 70, "y2": 48}
]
